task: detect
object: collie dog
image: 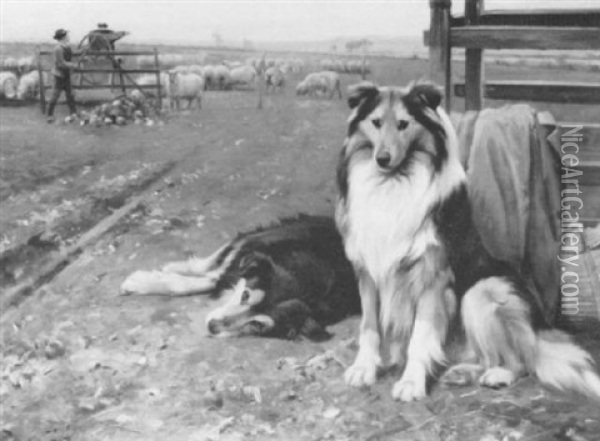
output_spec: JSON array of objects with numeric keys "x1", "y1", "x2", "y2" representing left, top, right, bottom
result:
[
  {"x1": 121, "y1": 215, "x2": 360, "y2": 340},
  {"x1": 335, "y1": 81, "x2": 600, "y2": 401}
]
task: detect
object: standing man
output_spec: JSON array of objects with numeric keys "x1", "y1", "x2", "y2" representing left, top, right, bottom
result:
[
  {"x1": 88, "y1": 23, "x2": 129, "y2": 51},
  {"x1": 46, "y1": 28, "x2": 77, "y2": 123}
]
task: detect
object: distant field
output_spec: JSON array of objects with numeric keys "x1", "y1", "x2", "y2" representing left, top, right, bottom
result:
[{"x1": 2, "y1": 40, "x2": 600, "y2": 121}]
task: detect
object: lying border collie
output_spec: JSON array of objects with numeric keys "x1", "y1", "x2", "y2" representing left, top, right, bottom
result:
[
  {"x1": 120, "y1": 215, "x2": 360, "y2": 340},
  {"x1": 335, "y1": 81, "x2": 600, "y2": 401}
]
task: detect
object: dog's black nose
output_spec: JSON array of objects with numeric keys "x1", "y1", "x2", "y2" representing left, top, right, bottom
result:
[
  {"x1": 207, "y1": 319, "x2": 219, "y2": 335},
  {"x1": 376, "y1": 152, "x2": 391, "y2": 168}
]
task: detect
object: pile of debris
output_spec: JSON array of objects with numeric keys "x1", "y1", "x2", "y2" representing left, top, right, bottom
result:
[{"x1": 77, "y1": 96, "x2": 158, "y2": 127}]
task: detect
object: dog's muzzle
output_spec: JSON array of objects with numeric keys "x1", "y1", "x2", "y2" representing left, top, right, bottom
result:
[{"x1": 376, "y1": 151, "x2": 392, "y2": 168}]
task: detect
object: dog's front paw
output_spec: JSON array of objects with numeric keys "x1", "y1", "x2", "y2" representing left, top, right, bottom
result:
[
  {"x1": 392, "y1": 379, "x2": 426, "y2": 401},
  {"x1": 345, "y1": 360, "x2": 380, "y2": 387},
  {"x1": 479, "y1": 367, "x2": 516, "y2": 389},
  {"x1": 120, "y1": 270, "x2": 166, "y2": 295}
]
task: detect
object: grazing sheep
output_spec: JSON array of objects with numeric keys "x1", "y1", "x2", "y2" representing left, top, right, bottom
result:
[
  {"x1": 213, "y1": 65, "x2": 231, "y2": 90},
  {"x1": 167, "y1": 71, "x2": 204, "y2": 110},
  {"x1": 295, "y1": 72, "x2": 322, "y2": 97},
  {"x1": 0, "y1": 71, "x2": 18, "y2": 100},
  {"x1": 18, "y1": 56, "x2": 35, "y2": 74},
  {"x1": 319, "y1": 71, "x2": 342, "y2": 99},
  {"x1": 265, "y1": 66, "x2": 285, "y2": 93},
  {"x1": 16, "y1": 71, "x2": 43, "y2": 100},
  {"x1": 229, "y1": 65, "x2": 256, "y2": 89},
  {"x1": 295, "y1": 71, "x2": 341, "y2": 99}
]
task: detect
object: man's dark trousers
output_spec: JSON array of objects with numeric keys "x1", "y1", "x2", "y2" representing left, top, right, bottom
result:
[{"x1": 47, "y1": 75, "x2": 76, "y2": 117}]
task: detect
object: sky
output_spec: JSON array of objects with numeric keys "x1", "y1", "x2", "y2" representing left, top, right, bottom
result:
[{"x1": 0, "y1": 0, "x2": 598, "y2": 45}]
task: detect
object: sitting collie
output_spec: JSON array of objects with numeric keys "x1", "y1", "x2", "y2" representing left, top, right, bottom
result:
[
  {"x1": 120, "y1": 215, "x2": 360, "y2": 340},
  {"x1": 335, "y1": 81, "x2": 600, "y2": 401}
]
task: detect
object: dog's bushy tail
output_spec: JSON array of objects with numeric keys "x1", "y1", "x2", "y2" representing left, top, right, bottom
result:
[{"x1": 534, "y1": 330, "x2": 600, "y2": 399}]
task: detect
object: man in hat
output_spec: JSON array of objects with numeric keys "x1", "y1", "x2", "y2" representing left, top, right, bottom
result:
[
  {"x1": 88, "y1": 23, "x2": 129, "y2": 51},
  {"x1": 46, "y1": 28, "x2": 77, "y2": 123}
]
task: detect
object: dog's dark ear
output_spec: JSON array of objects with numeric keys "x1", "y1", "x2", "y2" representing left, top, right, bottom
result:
[
  {"x1": 347, "y1": 81, "x2": 379, "y2": 109},
  {"x1": 239, "y1": 252, "x2": 274, "y2": 279},
  {"x1": 408, "y1": 82, "x2": 443, "y2": 109}
]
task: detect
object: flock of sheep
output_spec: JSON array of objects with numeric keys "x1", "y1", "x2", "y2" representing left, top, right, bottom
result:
[
  {"x1": 0, "y1": 52, "x2": 370, "y2": 107},
  {"x1": 319, "y1": 58, "x2": 372, "y2": 74},
  {"x1": 0, "y1": 55, "x2": 43, "y2": 101}
]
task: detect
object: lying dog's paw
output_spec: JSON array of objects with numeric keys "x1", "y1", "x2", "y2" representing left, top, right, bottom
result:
[
  {"x1": 479, "y1": 367, "x2": 516, "y2": 389},
  {"x1": 120, "y1": 270, "x2": 167, "y2": 295},
  {"x1": 440, "y1": 363, "x2": 484, "y2": 388},
  {"x1": 392, "y1": 379, "x2": 427, "y2": 401}
]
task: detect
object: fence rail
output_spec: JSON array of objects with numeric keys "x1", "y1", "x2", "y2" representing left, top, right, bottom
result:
[{"x1": 36, "y1": 46, "x2": 162, "y2": 112}]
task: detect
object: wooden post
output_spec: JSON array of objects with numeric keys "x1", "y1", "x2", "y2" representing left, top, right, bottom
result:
[
  {"x1": 36, "y1": 46, "x2": 47, "y2": 114},
  {"x1": 464, "y1": 0, "x2": 484, "y2": 110},
  {"x1": 428, "y1": 0, "x2": 452, "y2": 111},
  {"x1": 153, "y1": 47, "x2": 162, "y2": 111}
]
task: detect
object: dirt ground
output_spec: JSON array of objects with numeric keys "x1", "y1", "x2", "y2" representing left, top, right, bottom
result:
[{"x1": 1, "y1": 61, "x2": 600, "y2": 441}]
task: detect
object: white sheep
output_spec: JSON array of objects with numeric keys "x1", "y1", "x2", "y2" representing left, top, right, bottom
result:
[
  {"x1": 167, "y1": 72, "x2": 204, "y2": 110},
  {"x1": 229, "y1": 65, "x2": 256, "y2": 89},
  {"x1": 319, "y1": 71, "x2": 342, "y2": 99},
  {"x1": 0, "y1": 71, "x2": 18, "y2": 100},
  {"x1": 296, "y1": 71, "x2": 341, "y2": 99},
  {"x1": 265, "y1": 66, "x2": 285, "y2": 93},
  {"x1": 16, "y1": 71, "x2": 43, "y2": 100}
]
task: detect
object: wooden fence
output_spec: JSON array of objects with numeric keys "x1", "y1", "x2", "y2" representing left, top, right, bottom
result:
[
  {"x1": 426, "y1": 0, "x2": 600, "y2": 226},
  {"x1": 36, "y1": 47, "x2": 163, "y2": 113}
]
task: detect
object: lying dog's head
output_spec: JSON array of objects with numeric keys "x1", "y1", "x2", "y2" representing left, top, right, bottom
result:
[
  {"x1": 345, "y1": 81, "x2": 448, "y2": 174},
  {"x1": 205, "y1": 251, "x2": 331, "y2": 340},
  {"x1": 205, "y1": 252, "x2": 275, "y2": 338}
]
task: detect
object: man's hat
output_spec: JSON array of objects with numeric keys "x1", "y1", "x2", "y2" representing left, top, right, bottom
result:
[
  {"x1": 98, "y1": 23, "x2": 108, "y2": 29},
  {"x1": 53, "y1": 28, "x2": 68, "y2": 40}
]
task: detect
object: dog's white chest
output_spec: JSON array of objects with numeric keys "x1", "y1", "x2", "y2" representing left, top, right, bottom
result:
[{"x1": 343, "y1": 162, "x2": 435, "y2": 282}]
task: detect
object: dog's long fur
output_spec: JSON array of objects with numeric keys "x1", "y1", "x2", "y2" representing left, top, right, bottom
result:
[
  {"x1": 335, "y1": 81, "x2": 600, "y2": 401},
  {"x1": 121, "y1": 215, "x2": 360, "y2": 340}
]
